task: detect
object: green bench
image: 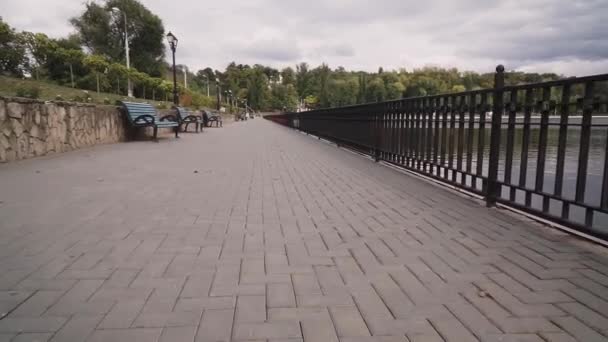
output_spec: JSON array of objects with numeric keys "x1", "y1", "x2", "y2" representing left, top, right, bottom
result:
[
  {"x1": 119, "y1": 101, "x2": 179, "y2": 140},
  {"x1": 174, "y1": 106, "x2": 201, "y2": 133}
]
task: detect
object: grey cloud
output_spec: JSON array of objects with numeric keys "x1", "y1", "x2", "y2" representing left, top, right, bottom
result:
[
  {"x1": 1, "y1": 0, "x2": 607, "y2": 75},
  {"x1": 236, "y1": 39, "x2": 302, "y2": 62}
]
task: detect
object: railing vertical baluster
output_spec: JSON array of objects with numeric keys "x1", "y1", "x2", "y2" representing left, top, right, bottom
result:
[
  {"x1": 476, "y1": 93, "x2": 488, "y2": 192},
  {"x1": 554, "y1": 84, "x2": 570, "y2": 201},
  {"x1": 415, "y1": 99, "x2": 422, "y2": 169},
  {"x1": 399, "y1": 101, "x2": 407, "y2": 165},
  {"x1": 440, "y1": 98, "x2": 448, "y2": 178},
  {"x1": 602, "y1": 128, "x2": 608, "y2": 210},
  {"x1": 505, "y1": 89, "x2": 517, "y2": 201},
  {"x1": 466, "y1": 94, "x2": 475, "y2": 180},
  {"x1": 536, "y1": 87, "x2": 551, "y2": 213},
  {"x1": 420, "y1": 99, "x2": 427, "y2": 171},
  {"x1": 520, "y1": 89, "x2": 533, "y2": 207},
  {"x1": 457, "y1": 94, "x2": 466, "y2": 185},
  {"x1": 403, "y1": 103, "x2": 410, "y2": 166},
  {"x1": 487, "y1": 65, "x2": 505, "y2": 206},
  {"x1": 374, "y1": 106, "x2": 381, "y2": 162},
  {"x1": 391, "y1": 105, "x2": 399, "y2": 162},
  {"x1": 576, "y1": 82, "x2": 595, "y2": 226},
  {"x1": 426, "y1": 98, "x2": 433, "y2": 173},
  {"x1": 448, "y1": 96, "x2": 457, "y2": 181},
  {"x1": 432, "y1": 98, "x2": 440, "y2": 175}
]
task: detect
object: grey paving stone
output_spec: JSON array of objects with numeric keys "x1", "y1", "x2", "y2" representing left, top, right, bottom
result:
[
  {"x1": 86, "y1": 328, "x2": 162, "y2": 342},
  {"x1": 195, "y1": 308, "x2": 234, "y2": 342},
  {"x1": 267, "y1": 283, "x2": 296, "y2": 308},
  {"x1": 235, "y1": 295, "x2": 266, "y2": 322},
  {"x1": 49, "y1": 315, "x2": 103, "y2": 342},
  {"x1": 11, "y1": 291, "x2": 64, "y2": 317},
  {"x1": 0, "y1": 120, "x2": 607, "y2": 342},
  {"x1": 0, "y1": 317, "x2": 67, "y2": 333},
  {"x1": 233, "y1": 321, "x2": 302, "y2": 340},
  {"x1": 159, "y1": 326, "x2": 197, "y2": 342},
  {"x1": 10, "y1": 333, "x2": 53, "y2": 342},
  {"x1": 98, "y1": 299, "x2": 145, "y2": 329}
]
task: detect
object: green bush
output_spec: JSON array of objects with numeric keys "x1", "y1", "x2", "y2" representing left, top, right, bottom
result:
[{"x1": 15, "y1": 84, "x2": 41, "y2": 99}]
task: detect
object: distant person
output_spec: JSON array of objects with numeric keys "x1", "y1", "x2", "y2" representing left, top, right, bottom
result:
[{"x1": 202, "y1": 110, "x2": 209, "y2": 127}]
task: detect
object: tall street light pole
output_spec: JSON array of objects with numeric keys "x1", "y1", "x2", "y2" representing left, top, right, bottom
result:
[
  {"x1": 183, "y1": 66, "x2": 188, "y2": 90},
  {"x1": 204, "y1": 75, "x2": 209, "y2": 97},
  {"x1": 111, "y1": 7, "x2": 132, "y2": 97},
  {"x1": 166, "y1": 32, "x2": 179, "y2": 105},
  {"x1": 216, "y1": 78, "x2": 221, "y2": 110}
]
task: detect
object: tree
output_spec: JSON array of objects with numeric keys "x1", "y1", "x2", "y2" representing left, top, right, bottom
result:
[
  {"x1": 20, "y1": 31, "x2": 53, "y2": 80},
  {"x1": 57, "y1": 48, "x2": 85, "y2": 88},
  {"x1": 83, "y1": 54, "x2": 109, "y2": 93},
  {"x1": 296, "y1": 62, "x2": 312, "y2": 98},
  {"x1": 247, "y1": 66, "x2": 269, "y2": 110},
  {"x1": 0, "y1": 18, "x2": 28, "y2": 77},
  {"x1": 386, "y1": 81, "x2": 405, "y2": 100},
  {"x1": 107, "y1": 62, "x2": 128, "y2": 94},
  {"x1": 71, "y1": 0, "x2": 165, "y2": 76},
  {"x1": 281, "y1": 67, "x2": 296, "y2": 86},
  {"x1": 270, "y1": 83, "x2": 298, "y2": 111},
  {"x1": 367, "y1": 77, "x2": 386, "y2": 102},
  {"x1": 316, "y1": 64, "x2": 331, "y2": 108}
]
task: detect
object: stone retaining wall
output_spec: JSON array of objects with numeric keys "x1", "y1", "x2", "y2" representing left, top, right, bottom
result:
[{"x1": 0, "y1": 97, "x2": 127, "y2": 162}]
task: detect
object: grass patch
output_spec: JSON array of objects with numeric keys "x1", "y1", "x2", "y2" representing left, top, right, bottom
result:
[{"x1": 0, "y1": 76, "x2": 172, "y2": 108}]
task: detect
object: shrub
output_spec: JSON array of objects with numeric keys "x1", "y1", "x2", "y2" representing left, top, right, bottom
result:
[
  {"x1": 55, "y1": 95, "x2": 64, "y2": 101},
  {"x1": 15, "y1": 85, "x2": 41, "y2": 99}
]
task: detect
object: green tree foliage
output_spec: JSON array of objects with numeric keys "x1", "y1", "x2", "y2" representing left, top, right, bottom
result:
[
  {"x1": 247, "y1": 66, "x2": 269, "y2": 110},
  {"x1": 281, "y1": 67, "x2": 296, "y2": 86},
  {"x1": 83, "y1": 54, "x2": 109, "y2": 92},
  {"x1": 71, "y1": 0, "x2": 165, "y2": 76},
  {"x1": 0, "y1": 17, "x2": 28, "y2": 77}
]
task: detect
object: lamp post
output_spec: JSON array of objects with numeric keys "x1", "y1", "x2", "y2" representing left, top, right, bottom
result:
[
  {"x1": 204, "y1": 75, "x2": 209, "y2": 97},
  {"x1": 166, "y1": 32, "x2": 179, "y2": 105},
  {"x1": 111, "y1": 7, "x2": 133, "y2": 97},
  {"x1": 228, "y1": 90, "x2": 233, "y2": 113},
  {"x1": 183, "y1": 65, "x2": 188, "y2": 90},
  {"x1": 216, "y1": 78, "x2": 221, "y2": 110}
]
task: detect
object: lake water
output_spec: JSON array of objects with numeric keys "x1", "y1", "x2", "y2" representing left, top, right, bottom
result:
[{"x1": 456, "y1": 123, "x2": 607, "y2": 231}]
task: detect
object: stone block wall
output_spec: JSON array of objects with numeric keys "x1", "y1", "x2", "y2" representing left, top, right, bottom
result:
[{"x1": 0, "y1": 97, "x2": 127, "y2": 162}]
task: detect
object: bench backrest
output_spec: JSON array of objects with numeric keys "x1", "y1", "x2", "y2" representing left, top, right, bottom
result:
[
  {"x1": 120, "y1": 101, "x2": 158, "y2": 124},
  {"x1": 175, "y1": 106, "x2": 190, "y2": 121}
]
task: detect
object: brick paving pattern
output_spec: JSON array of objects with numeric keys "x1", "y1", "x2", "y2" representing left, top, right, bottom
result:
[{"x1": 1, "y1": 119, "x2": 608, "y2": 341}]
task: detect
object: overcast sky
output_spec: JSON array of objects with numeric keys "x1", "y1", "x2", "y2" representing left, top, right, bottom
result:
[{"x1": 2, "y1": 0, "x2": 607, "y2": 75}]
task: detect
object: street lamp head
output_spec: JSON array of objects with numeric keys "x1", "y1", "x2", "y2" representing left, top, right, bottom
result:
[
  {"x1": 166, "y1": 31, "x2": 178, "y2": 50},
  {"x1": 110, "y1": 7, "x2": 120, "y2": 12}
]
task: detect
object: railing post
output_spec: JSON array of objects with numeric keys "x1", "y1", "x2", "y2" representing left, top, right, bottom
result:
[
  {"x1": 487, "y1": 65, "x2": 505, "y2": 207},
  {"x1": 374, "y1": 107, "x2": 381, "y2": 162}
]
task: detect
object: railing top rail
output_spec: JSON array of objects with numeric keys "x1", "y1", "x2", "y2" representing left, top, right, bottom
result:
[{"x1": 293, "y1": 72, "x2": 608, "y2": 115}]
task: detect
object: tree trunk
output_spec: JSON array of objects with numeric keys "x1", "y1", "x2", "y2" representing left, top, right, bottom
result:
[
  {"x1": 143, "y1": 86, "x2": 146, "y2": 99},
  {"x1": 96, "y1": 73, "x2": 100, "y2": 93},
  {"x1": 152, "y1": 89, "x2": 155, "y2": 101},
  {"x1": 117, "y1": 78, "x2": 120, "y2": 95},
  {"x1": 69, "y1": 63, "x2": 74, "y2": 88}
]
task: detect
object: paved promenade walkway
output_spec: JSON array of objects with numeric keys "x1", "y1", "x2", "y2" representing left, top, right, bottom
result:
[{"x1": 1, "y1": 119, "x2": 608, "y2": 342}]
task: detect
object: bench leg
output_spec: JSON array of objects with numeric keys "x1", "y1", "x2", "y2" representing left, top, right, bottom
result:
[
  {"x1": 175, "y1": 126, "x2": 179, "y2": 138},
  {"x1": 153, "y1": 126, "x2": 158, "y2": 141}
]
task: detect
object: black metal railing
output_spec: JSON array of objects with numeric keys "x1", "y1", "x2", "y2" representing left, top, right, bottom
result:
[{"x1": 266, "y1": 66, "x2": 608, "y2": 240}]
